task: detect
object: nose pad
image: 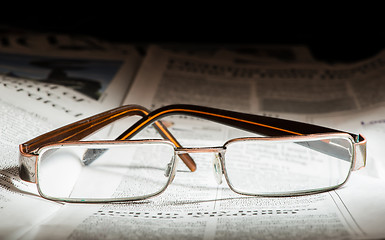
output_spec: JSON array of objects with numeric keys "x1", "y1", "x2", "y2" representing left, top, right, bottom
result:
[
  {"x1": 212, "y1": 152, "x2": 223, "y2": 185},
  {"x1": 164, "y1": 155, "x2": 177, "y2": 182},
  {"x1": 164, "y1": 162, "x2": 173, "y2": 178}
]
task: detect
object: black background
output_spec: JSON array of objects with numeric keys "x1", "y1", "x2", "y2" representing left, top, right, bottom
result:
[{"x1": 0, "y1": 11, "x2": 383, "y2": 63}]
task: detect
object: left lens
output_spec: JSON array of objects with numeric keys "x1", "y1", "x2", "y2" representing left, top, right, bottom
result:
[
  {"x1": 37, "y1": 141, "x2": 175, "y2": 202},
  {"x1": 223, "y1": 135, "x2": 354, "y2": 196}
]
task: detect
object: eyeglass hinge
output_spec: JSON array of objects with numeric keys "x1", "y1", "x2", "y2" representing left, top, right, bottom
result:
[{"x1": 19, "y1": 145, "x2": 37, "y2": 183}]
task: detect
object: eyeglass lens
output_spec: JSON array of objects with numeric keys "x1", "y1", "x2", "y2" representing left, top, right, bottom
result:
[
  {"x1": 37, "y1": 142, "x2": 176, "y2": 201},
  {"x1": 223, "y1": 136, "x2": 354, "y2": 196}
]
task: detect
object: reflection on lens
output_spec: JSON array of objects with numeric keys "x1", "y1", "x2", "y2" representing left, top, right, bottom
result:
[
  {"x1": 37, "y1": 141, "x2": 175, "y2": 202},
  {"x1": 223, "y1": 136, "x2": 354, "y2": 195}
]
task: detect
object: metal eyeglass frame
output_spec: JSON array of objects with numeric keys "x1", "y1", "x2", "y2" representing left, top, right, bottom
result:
[{"x1": 19, "y1": 104, "x2": 367, "y2": 202}]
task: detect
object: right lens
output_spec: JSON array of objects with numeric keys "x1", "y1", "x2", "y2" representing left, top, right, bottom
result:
[
  {"x1": 223, "y1": 135, "x2": 354, "y2": 196},
  {"x1": 37, "y1": 141, "x2": 175, "y2": 202}
]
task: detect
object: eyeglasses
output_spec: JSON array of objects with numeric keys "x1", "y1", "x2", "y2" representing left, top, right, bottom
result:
[{"x1": 19, "y1": 104, "x2": 366, "y2": 203}]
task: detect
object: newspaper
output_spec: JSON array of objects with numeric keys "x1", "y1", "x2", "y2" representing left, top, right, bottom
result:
[
  {"x1": 0, "y1": 36, "x2": 142, "y2": 238},
  {"x1": 1, "y1": 42, "x2": 385, "y2": 239},
  {"x1": 0, "y1": 40, "x2": 141, "y2": 123},
  {"x1": 127, "y1": 46, "x2": 385, "y2": 115}
]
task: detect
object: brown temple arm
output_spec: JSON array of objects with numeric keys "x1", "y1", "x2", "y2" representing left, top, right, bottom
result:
[
  {"x1": 118, "y1": 104, "x2": 365, "y2": 145},
  {"x1": 20, "y1": 104, "x2": 196, "y2": 171},
  {"x1": 115, "y1": 104, "x2": 365, "y2": 169}
]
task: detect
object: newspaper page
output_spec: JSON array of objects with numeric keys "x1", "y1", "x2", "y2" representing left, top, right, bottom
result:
[
  {"x1": 15, "y1": 45, "x2": 385, "y2": 239},
  {"x1": 18, "y1": 120, "x2": 385, "y2": 239},
  {"x1": 124, "y1": 45, "x2": 385, "y2": 239},
  {"x1": 158, "y1": 43, "x2": 315, "y2": 62},
  {"x1": 0, "y1": 38, "x2": 141, "y2": 124},
  {"x1": 0, "y1": 35, "x2": 141, "y2": 239},
  {"x1": 21, "y1": 177, "x2": 385, "y2": 240},
  {"x1": 0, "y1": 96, "x2": 64, "y2": 239},
  {"x1": 22, "y1": 168, "x2": 383, "y2": 240},
  {"x1": 213, "y1": 45, "x2": 315, "y2": 64},
  {"x1": 2, "y1": 43, "x2": 385, "y2": 239},
  {"x1": 13, "y1": 110, "x2": 379, "y2": 239}
]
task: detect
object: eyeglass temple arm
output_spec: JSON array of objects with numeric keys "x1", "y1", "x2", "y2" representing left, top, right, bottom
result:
[
  {"x1": 19, "y1": 105, "x2": 196, "y2": 176},
  {"x1": 117, "y1": 104, "x2": 366, "y2": 169},
  {"x1": 118, "y1": 104, "x2": 358, "y2": 138},
  {"x1": 20, "y1": 105, "x2": 150, "y2": 154}
]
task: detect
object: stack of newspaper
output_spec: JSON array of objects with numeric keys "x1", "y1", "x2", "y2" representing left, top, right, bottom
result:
[{"x1": 1, "y1": 32, "x2": 384, "y2": 239}]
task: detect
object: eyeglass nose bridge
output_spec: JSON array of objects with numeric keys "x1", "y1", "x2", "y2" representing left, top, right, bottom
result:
[
  {"x1": 176, "y1": 147, "x2": 225, "y2": 185},
  {"x1": 176, "y1": 146, "x2": 225, "y2": 155}
]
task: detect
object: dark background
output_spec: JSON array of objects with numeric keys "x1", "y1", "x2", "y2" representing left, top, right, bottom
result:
[{"x1": 0, "y1": 13, "x2": 383, "y2": 63}]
